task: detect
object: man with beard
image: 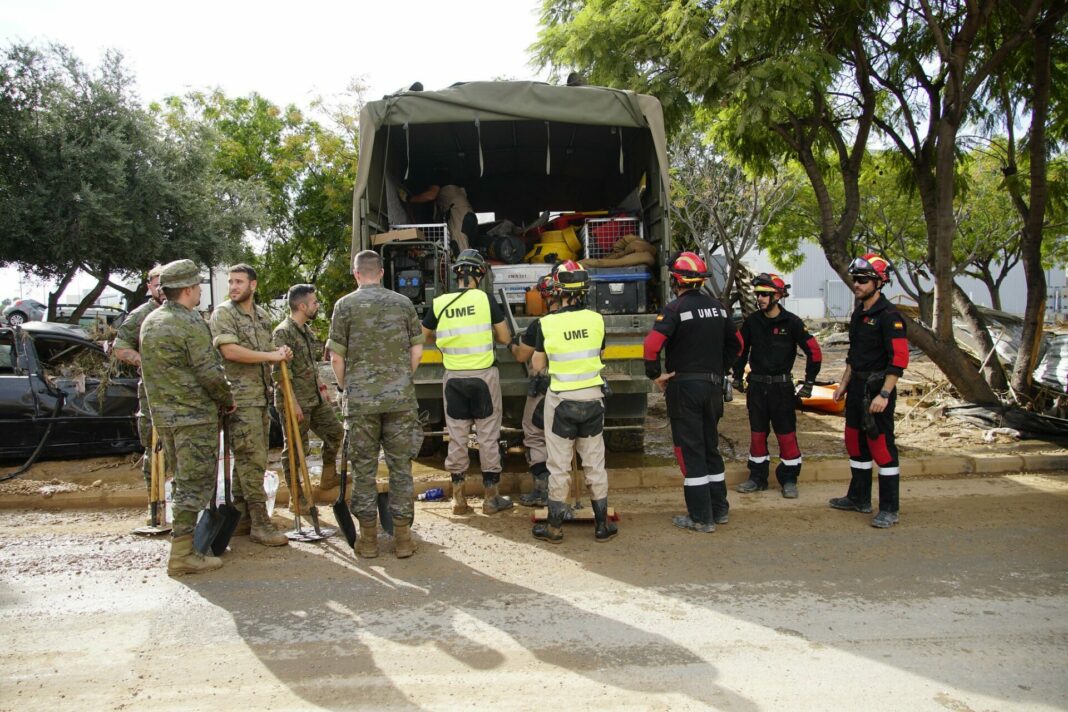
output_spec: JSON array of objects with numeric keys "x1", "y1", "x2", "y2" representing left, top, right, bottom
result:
[
  {"x1": 113, "y1": 265, "x2": 167, "y2": 516},
  {"x1": 731, "y1": 273, "x2": 822, "y2": 498},
  {"x1": 210, "y1": 264, "x2": 292, "y2": 547},
  {"x1": 830, "y1": 253, "x2": 909, "y2": 529},
  {"x1": 272, "y1": 284, "x2": 343, "y2": 511}
]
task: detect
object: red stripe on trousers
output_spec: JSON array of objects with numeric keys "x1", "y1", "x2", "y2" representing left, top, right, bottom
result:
[
  {"x1": 867, "y1": 434, "x2": 892, "y2": 465},
  {"x1": 776, "y1": 431, "x2": 801, "y2": 460},
  {"x1": 674, "y1": 446, "x2": 687, "y2": 475},
  {"x1": 844, "y1": 426, "x2": 862, "y2": 457},
  {"x1": 750, "y1": 431, "x2": 768, "y2": 457}
]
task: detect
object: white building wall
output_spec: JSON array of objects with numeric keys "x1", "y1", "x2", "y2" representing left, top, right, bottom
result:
[{"x1": 745, "y1": 241, "x2": 1067, "y2": 319}]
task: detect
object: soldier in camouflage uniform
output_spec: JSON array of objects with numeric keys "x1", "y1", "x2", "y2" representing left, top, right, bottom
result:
[
  {"x1": 140, "y1": 259, "x2": 235, "y2": 575},
  {"x1": 112, "y1": 265, "x2": 166, "y2": 520},
  {"x1": 328, "y1": 250, "x2": 424, "y2": 559},
  {"x1": 272, "y1": 284, "x2": 343, "y2": 509},
  {"x1": 210, "y1": 263, "x2": 291, "y2": 547}
]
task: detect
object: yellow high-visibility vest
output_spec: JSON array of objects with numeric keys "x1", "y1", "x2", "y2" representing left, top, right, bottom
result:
[
  {"x1": 433, "y1": 290, "x2": 494, "y2": 370},
  {"x1": 541, "y1": 309, "x2": 605, "y2": 392}
]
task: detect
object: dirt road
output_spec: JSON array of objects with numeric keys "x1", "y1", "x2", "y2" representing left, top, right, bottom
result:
[{"x1": 2, "y1": 473, "x2": 1066, "y2": 711}]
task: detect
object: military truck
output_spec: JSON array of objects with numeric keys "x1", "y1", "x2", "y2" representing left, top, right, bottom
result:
[{"x1": 350, "y1": 81, "x2": 674, "y2": 453}]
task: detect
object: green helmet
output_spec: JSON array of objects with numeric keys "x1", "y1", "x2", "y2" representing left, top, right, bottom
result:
[{"x1": 451, "y1": 249, "x2": 487, "y2": 278}]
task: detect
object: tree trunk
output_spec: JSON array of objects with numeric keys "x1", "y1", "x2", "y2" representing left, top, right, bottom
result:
[
  {"x1": 903, "y1": 317, "x2": 998, "y2": 404},
  {"x1": 1010, "y1": 23, "x2": 1053, "y2": 396},
  {"x1": 952, "y1": 283, "x2": 1008, "y2": 392},
  {"x1": 46, "y1": 268, "x2": 77, "y2": 322},
  {"x1": 65, "y1": 273, "x2": 108, "y2": 325}
]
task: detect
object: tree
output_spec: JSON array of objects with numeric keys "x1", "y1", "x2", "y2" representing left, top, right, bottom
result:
[
  {"x1": 0, "y1": 44, "x2": 258, "y2": 320},
  {"x1": 533, "y1": 0, "x2": 1066, "y2": 405},
  {"x1": 670, "y1": 117, "x2": 794, "y2": 307},
  {"x1": 163, "y1": 87, "x2": 362, "y2": 334}
]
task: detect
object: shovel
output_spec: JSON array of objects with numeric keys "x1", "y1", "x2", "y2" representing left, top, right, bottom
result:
[
  {"x1": 279, "y1": 361, "x2": 335, "y2": 542},
  {"x1": 210, "y1": 414, "x2": 241, "y2": 555},
  {"x1": 192, "y1": 419, "x2": 226, "y2": 554},
  {"x1": 132, "y1": 429, "x2": 171, "y2": 536},
  {"x1": 332, "y1": 429, "x2": 357, "y2": 547}
]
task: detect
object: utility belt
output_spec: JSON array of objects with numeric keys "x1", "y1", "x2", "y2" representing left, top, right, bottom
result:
[
  {"x1": 748, "y1": 373, "x2": 792, "y2": 384},
  {"x1": 674, "y1": 372, "x2": 724, "y2": 385}
]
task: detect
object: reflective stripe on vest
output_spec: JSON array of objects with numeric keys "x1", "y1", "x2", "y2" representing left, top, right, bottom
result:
[
  {"x1": 433, "y1": 290, "x2": 494, "y2": 370},
  {"x1": 541, "y1": 309, "x2": 605, "y2": 391}
]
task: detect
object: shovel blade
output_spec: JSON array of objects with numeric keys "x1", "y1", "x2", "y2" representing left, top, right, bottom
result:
[
  {"x1": 377, "y1": 492, "x2": 394, "y2": 536},
  {"x1": 210, "y1": 504, "x2": 242, "y2": 556},
  {"x1": 333, "y1": 498, "x2": 357, "y2": 547},
  {"x1": 192, "y1": 508, "x2": 225, "y2": 555}
]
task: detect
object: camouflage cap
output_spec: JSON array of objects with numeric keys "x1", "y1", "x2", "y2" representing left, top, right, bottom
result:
[{"x1": 158, "y1": 259, "x2": 201, "y2": 289}]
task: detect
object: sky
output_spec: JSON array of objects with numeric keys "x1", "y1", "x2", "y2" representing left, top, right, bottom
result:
[{"x1": 1, "y1": 0, "x2": 552, "y2": 302}]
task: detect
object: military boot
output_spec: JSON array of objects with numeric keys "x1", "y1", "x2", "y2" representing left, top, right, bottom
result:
[
  {"x1": 482, "y1": 473, "x2": 513, "y2": 514},
  {"x1": 319, "y1": 460, "x2": 339, "y2": 491},
  {"x1": 518, "y1": 464, "x2": 549, "y2": 507},
  {"x1": 167, "y1": 534, "x2": 223, "y2": 576},
  {"x1": 735, "y1": 478, "x2": 768, "y2": 494},
  {"x1": 249, "y1": 502, "x2": 289, "y2": 547},
  {"x1": 232, "y1": 497, "x2": 251, "y2": 536},
  {"x1": 451, "y1": 475, "x2": 472, "y2": 515},
  {"x1": 393, "y1": 521, "x2": 415, "y2": 559},
  {"x1": 532, "y1": 500, "x2": 567, "y2": 544},
  {"x1": 355, "y1": 521, "x2": 379, "y2": 559},
  {"x1": 591, "y1": 498, "x2": 618, "y2": 543}
]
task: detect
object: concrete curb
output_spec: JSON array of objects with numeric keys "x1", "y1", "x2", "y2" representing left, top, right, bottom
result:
[{"x1": 2, "y1": 453, "x2": 1066, "y2": 511}]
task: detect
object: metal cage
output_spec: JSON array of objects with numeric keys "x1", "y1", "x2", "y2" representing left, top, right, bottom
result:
[{"x1": 582, "y1": 217, "x2": 644, "y2": 259}]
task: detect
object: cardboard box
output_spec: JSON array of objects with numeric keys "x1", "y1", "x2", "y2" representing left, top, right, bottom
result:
[{"x1": 372, "y1": 228, "x2": 423, "y2": 246}]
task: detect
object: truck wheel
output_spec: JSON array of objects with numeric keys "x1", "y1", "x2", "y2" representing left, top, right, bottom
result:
[
  {"x1": 604, "y1": 421, "x2": 645, "y2": 452},
  {"x1": 418, "y1": 426, "x2": 443, "y2": 458}
]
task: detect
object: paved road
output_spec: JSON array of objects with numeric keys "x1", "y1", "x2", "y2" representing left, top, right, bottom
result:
[{"x1": 1, "y1": 474, "x2": 1066, "y2": 711}]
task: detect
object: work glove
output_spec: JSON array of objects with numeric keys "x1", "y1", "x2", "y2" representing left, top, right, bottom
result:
[
  {"x1": 731, "y1": 376, "x2": 746, "y2": 394},
  {"x1": 644, "y1": 360, "x2": 661, "y2": 380},
  {"x1": 795, "y1": 381, "x2": 814, "y2": 399}
]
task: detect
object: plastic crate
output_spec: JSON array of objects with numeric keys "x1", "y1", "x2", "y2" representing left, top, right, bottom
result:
[{"x1": 582, "y1": 217, "x2": 643, "y2": 259}]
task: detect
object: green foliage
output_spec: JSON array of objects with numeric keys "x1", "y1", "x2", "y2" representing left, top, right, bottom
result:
[
  {"x1": 163, "y1": 88, "x2": 363, "y2": 336},
  {"x1": 0, "y1": 44, "x2": 257, "y2": 316}
]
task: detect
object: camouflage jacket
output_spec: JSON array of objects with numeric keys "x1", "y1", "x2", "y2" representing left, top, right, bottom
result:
[
  {"x1": 112, "y1": 299, "x2": 160, "y2": 409},
  {"x1": 272, "y1": 316, "x2": 324, "y2": 410},
  {"x1": 327, "y1": 284, "x2": 423, "y2": 415},
  {"x1": 141, "y1": 302, "x2": 233, "y2": 427},
  {"x1": 113, "y1": 299, "x2": 160, "y2": 352},
  {"x1": 210, "y1": 300, "x2": 274, "y2": 408}
]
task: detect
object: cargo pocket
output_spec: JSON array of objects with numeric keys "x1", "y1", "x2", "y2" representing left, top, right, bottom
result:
[
  {"x1": 445, "y1": 378, "x2": 493, "y2": 420},
  {"x1": 552, "y1": 399, "x2": 604, "y2": 440}
]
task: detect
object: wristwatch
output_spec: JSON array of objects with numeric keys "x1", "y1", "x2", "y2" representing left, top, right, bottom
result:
[{"x1": 879, "y1": 389, "x2": 891, "y2": 399}]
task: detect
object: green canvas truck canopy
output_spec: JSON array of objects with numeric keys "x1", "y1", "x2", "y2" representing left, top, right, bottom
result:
[{"x1": 352, "y1": 81, "x2": 671, "y2": 256}]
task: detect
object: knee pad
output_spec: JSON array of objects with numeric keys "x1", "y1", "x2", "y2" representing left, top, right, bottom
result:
[
  {"x1": 551, "y1": 400, "x2": 605, "y2": 440},
  {"x1": 532, "y1": 398, "x2": 546, "y2": 430},
  {"x1": 445, "y1": 378, "x2": 493, "y2": 420}
]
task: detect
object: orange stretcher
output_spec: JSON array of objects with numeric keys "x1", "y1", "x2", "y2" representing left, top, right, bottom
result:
[{"x1": 799, "y1": 384, "x2": 845, "y2": 414}]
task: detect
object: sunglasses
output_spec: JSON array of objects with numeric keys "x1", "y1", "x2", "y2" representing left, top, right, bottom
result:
[{"x1": 852, "y1": 276, "x2": 873, "y2": 285}]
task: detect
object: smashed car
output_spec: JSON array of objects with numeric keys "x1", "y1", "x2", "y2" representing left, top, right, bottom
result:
[{"x1": 0, "y1": 322, "x2": 140, "y2": 460}]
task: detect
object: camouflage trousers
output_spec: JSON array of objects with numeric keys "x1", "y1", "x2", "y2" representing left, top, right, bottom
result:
[
  {"x1": 281, "y1": 399, "x2": 343, "y2": 502},
  {"x1": 158, "y1": 422, "x2": 219, "y2": 538},
  {"x1": 136, "y1": 392, "x2": 172, "y2": 488},
  {"x1": 347, "y1": 408, "x2": 419, "y2": 526},
  {"x1": 229, "y1": 406, "x2": 269, "y2": 505}
]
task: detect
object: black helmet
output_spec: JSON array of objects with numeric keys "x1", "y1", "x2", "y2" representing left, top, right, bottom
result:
[{"x1": 451, "y1": 249, "x2": 487, "y2": 279}]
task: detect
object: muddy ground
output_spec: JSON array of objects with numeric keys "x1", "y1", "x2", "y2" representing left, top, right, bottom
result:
[{"x1": 1, "y1": 473, "x2": 1066, "y2": 711}]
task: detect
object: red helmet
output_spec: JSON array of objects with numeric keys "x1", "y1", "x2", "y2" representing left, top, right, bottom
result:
[
  {"x1": 554, "y1": 260, "x2": 589, "y2": 293},
  {"x1": 848, "y1": 253, "x2": 891, "y2": 283},
  {"x1": 752, "y1": 272, "x2": 789, "y2": 298},
  {"x1": 536, "y1": 272, "x2": 556, "y2": 298},
  {"x1": 669, "y1": 251, "x2": 707, "y2": 286}
]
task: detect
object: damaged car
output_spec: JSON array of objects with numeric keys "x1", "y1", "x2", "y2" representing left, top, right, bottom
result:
[{"x1": 0, "y1": 322, "x2": 141, "y2": 460}]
